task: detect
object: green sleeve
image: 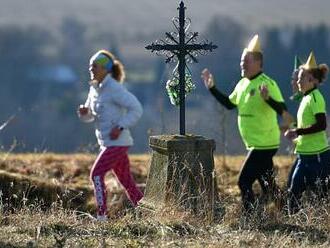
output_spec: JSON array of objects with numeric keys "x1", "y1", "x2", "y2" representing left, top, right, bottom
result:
[
  {"x1": 311, "y1": 93, "x2": 326, "y2": 115},
  {"x1": 267, "y1": 80, "x2": 284, "y2": 102},
  {"x1": 229, "y1": 82, "x2": 241, "y2": 105}
]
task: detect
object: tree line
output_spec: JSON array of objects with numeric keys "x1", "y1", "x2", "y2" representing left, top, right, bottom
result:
[{"x1": 0, "y1": 16, "x2": 330, "y2": 153}]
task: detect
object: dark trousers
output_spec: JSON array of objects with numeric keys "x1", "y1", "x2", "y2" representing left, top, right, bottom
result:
[
  {"x1": 287, "y1": 149, "x2": 330, "y2": 214},
  {"x1": 238, "y1": 148, "x2": 279, "y2": 211}
]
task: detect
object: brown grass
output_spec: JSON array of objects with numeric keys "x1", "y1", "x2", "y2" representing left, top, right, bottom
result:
[{"x1": 0, "y1": 153, "x2": 328, "y2": 247}]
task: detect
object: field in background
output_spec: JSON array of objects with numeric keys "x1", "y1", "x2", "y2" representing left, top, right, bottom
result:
[
  {"x1": 0, "y1": 153, "x2": 295, "y2": 210},
  {"x1": 0, "y1": 153, "x2": 329, "y2": 247}
]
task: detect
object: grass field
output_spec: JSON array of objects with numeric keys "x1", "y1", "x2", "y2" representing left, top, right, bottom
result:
[{"x1": 0, "y1": 153, "x2": 329, "y2": 247}]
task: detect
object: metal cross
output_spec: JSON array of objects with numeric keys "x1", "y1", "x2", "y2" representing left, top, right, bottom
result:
[{"x1": 146, "y1": 1, "x2": 217, "y2": 135}]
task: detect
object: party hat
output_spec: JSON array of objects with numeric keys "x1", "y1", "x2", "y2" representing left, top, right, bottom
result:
[
  {"x1": 294, "y1": 55, "x2": 302, "y2": 70},
  {"x1": 302, "y1": 51, "x2": 317, "y2": 70},
  {"x1": 245, "y1": 34, "x2": 261, "y2": 53}
]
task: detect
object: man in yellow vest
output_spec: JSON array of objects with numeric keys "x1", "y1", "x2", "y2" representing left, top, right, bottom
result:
[{"x1": 201, "y1": 34, "x2": 293, "y2": 212}]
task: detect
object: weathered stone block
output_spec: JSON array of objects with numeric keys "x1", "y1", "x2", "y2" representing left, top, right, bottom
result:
[{"x1": 142, "y1": 135, "x2": 218, "y2": 221}]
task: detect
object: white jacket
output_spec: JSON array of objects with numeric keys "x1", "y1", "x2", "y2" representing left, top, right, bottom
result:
[{"x1": 79, "y1": 75, "x2": 143, "y2": 148}]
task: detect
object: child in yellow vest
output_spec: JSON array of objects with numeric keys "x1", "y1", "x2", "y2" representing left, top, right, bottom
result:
[{"x1": 285, "y1": 52, "x2": 330, "y2": 214}]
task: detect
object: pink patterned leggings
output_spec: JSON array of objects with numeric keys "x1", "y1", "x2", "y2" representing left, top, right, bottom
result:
[{"x1": 90, "y1": 146, "x2": 143, "y2": 216}]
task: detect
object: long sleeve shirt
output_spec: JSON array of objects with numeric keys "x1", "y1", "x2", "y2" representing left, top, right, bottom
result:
[{"x1": 79, "y1": 75, "x2": 143, "y2": 148}]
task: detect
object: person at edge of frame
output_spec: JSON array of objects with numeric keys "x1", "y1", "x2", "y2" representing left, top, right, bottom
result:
[{"x1": 284, "y1": 51, "x2": 330, "y2": 214}]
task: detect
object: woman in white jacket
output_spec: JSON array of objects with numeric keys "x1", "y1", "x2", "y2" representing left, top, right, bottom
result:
[{"x1": 78, "y1": 50, "x2": 143, "y2": 220}]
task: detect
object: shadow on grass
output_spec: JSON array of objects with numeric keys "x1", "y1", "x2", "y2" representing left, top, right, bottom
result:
[
  {"x1": 0, "y1": 241, "x2": 27, "y2": 248},
  {"x1": 260, "y1": 223, "x2": 329, "y2": 244},
  {"x1": 0, "y1": 170, "x2": 91, "y2": 212}
]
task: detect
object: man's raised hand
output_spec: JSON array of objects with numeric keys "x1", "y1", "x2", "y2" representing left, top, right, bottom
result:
[{"x1": 201, "y1": 68, "x2": 215, "y2": 89}]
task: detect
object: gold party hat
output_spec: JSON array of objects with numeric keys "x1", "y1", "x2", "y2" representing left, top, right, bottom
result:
[
  {"x1": 302, "y1": 51, "x2": 317, "y2": 70},
  {"x1": 245, "y1": 34, "x2": 261, "y2": 53}
]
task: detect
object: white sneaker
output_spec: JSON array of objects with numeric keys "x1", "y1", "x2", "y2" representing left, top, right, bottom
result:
[{"x1": 96, "y1": 215, "x2": 108, "y2": 222}]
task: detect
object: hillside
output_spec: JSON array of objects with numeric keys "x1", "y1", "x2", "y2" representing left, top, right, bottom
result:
[
  {"x1": 0, "y1": 153, "x2": 293, "y2": 213},
  {"x1": 0, "y1": 153, "x2": 329, "y2": 247}
]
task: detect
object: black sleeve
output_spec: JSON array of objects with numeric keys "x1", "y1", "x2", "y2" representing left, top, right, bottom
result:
[
  {"x1": 265, "y1": 97, "x2": 288, "y2": 115},
  {"x1": 296, "y1": 113, "x2": 327, "y2": 135},
  {"x1": 209, "y1": 86, "x2": 236, "y2": 110}
]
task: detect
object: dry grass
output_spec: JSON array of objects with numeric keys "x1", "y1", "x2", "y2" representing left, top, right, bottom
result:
[{"x1": 0, "y1": 153, "x2": 329, "y2": 247}]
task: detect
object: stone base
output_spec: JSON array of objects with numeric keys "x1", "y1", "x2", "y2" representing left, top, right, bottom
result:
[{"x1": 142, "y1": 135, "x2": 218, "y2": 221}]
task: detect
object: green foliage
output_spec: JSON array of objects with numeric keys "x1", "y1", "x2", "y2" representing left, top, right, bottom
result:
[{"x1": 166, "y1": 71, "x2": 196, "y2": 106}]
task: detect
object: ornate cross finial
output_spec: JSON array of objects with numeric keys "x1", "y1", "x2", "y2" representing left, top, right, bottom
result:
[{"x1": 146, "y1": 1, "x2": 217, "y2": 135}]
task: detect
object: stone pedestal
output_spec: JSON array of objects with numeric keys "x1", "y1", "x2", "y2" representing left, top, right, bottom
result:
[{"x1": 142, "y1": 135, "x2": 218, "y2": 221}]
